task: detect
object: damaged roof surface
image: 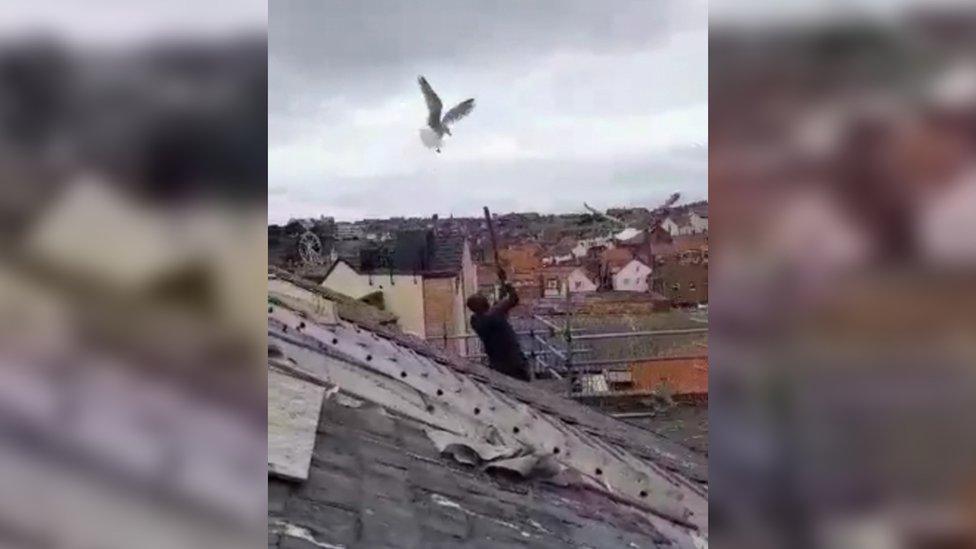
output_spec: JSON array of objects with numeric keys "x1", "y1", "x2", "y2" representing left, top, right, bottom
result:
[{"x1": 268, "y1": 274, "x2": 707, "y2": 549}]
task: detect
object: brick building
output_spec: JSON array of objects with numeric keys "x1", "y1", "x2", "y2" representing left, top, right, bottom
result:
[{"x1": 650, "y1": 262, "x2": 708, "y2": 306}]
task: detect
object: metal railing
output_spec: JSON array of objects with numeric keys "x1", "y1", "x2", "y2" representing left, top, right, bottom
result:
[{"x1": 425, "y1": 312, "x2": 707, "y2": 396}]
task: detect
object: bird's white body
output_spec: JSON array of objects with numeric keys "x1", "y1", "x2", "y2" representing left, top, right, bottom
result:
[
  {"x1": 419, "y1": 127, "x2": 443, "y2": 151},
  {"x1": 417, "y1": 76, "x2": 474, "y2": 154}
]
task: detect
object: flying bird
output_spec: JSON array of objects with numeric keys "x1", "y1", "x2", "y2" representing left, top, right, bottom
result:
[{"x1": 417, "y1": 76, "x2": 475, "y2": 153}]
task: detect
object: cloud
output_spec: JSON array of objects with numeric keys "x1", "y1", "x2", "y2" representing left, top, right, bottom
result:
[{"x1": 269, "y1": 0, "x2": 707, "y2": 223}]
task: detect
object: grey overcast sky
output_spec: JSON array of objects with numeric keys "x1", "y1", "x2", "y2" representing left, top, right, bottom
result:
[
  {"x1": 269, "y1": 0, "x2": 707, "y2": 223},
  {"x1": 0, "y1": 0, "x2": 265, "y2": 44}
]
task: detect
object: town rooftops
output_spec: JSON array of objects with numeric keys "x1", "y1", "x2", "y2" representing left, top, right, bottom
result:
[
  {"x1": 326, "y1": 230, "x2": 467, "y2": 277},
  {"x1": 268, "y1": 271, "x2": 707, "y2": 548}
]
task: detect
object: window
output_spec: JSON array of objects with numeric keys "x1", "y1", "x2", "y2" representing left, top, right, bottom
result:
[
  {"x1": 623, "y1": 278, "x2": 630, "y2": 284},
  {"x1": 671, "y1": 282, "x2": 680, "y2": 291},
  {"x1": 574, "y1": 281, "x2": 582, "y2": 289},
  {"x1": 689, "y1": 282, "x2": 696, "y2": 291}
]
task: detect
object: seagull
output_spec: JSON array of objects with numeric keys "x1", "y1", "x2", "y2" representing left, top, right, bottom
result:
[{"x1": 418, "y1": 76, "x2": 475, "y2": 153}]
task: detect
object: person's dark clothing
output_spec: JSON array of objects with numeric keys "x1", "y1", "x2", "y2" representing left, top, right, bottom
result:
[{"x1": 470, "y1": 284, "x2": 529, "y2": 381}]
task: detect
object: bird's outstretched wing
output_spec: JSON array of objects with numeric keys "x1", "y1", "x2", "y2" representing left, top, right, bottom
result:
[
  {"x1": 441, "y1": 98, "x2": 475, "y2": 127},
  {"x1": 418, "y1": 76, "x2": 442, "y2": 128}
]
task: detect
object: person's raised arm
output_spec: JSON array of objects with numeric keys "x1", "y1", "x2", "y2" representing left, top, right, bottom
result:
[{"x1": 489, "y1": 281, "x2": 519, "y2": 316}]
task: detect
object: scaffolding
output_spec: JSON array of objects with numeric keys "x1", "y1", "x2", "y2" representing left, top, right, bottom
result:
[{"x1": 427, "y1": 312, "x2": 708, "y2": 398}]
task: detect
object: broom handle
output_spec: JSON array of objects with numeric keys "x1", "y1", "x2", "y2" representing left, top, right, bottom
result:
[{"x1": 483, "y1": 206, "x2": 505, "y2": 283}]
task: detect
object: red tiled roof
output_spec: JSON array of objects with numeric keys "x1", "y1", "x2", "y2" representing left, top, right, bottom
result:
[{"x1": 601, "y1": 247, "x2": 634, "y2": 269}]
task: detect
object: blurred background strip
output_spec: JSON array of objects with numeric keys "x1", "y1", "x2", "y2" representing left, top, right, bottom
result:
[
  {"x1": 710, "y1": 1, "x2": 976, "y2": 548},
  {"x1": 0, "y1": 2, "x2": 268, "y2": 548}
]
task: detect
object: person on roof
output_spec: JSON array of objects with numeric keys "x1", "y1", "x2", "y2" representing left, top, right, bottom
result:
[{"x1": 466, "y1": 273, "x2": 530, "y2": 381}]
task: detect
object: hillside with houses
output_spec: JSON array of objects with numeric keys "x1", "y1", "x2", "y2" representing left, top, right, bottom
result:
[{"x1": 269, "y1": 201, "x2": 708, "y2": 319}]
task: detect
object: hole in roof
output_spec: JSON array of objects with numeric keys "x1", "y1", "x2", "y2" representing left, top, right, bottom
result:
[
  {"x1": 436, "y1": 389, "x2": 443, "y2": 396},
  {"x1": 299, "y1": 322, "x2": 306, "y2": 330},
  {"x1": 473, "y1": 407, "x2": 481, "y2": 415},
  {"x1": 426, "y1": 405, "x2": 435, "y2": 413},
  {"x1": 331, "y1": 338, "x2": 338, "y2": 344},
  {"x1": 553, "y1": 447, "x2": 560, "y2": 454},
  {"x1": 268, "y1": 306, "x2": 273, "y2": 313},
  {"x1": 639, "y1": 490, "x2": 648, "y2": 498},
  {"x1": 595, "y1": 468, "x2": 602, "y2": 476},
  {"x1": 366, "y1": 355, "x2": 373, "y2": 361},
  {"x1": 400, "y1": 372, "x2": 407, "y2": 378},
  {"x1": 512, "y1": 426, "x2": 520, "y2": 434}
]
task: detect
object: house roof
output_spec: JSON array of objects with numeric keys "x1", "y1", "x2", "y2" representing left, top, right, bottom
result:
[
  {"x1": 392, "y1": 230, "x2": 466, "y2": 274},
  {"x1": 614, "y1": 228, "x2": 642, "y2": 242},
  {"x1": 330, "y1": 230, "x2": 467, "y2": 277},
  {"x1": 672, "y1": 234, "x2": 709, "y2": 254},
  {"x1": 648, "y1": 234, "x2": 707, "y2": 259},
  {"x1": 601, "y1": 247, "x2": 635, "y2": 270},
  {"x1": 268, "y1": 274, "x2": 708, "y2": 548},
  {"x1": 667, "y1": 213, "x2": 692, "y2": 227},
  {"x1": 620, "y1": 230, "x2": 647, "y2": 246},
  {"x1": 615, "y1": 258, "x2": 651, "y2": 274}
]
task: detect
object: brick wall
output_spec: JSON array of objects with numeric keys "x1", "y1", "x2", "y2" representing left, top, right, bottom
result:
[
  {"x1": 629, "y1": 356, "x2": 708, "y2": 396},
  {"x1": 580, "y1": 298, "x2": 670, "y2": 315}
]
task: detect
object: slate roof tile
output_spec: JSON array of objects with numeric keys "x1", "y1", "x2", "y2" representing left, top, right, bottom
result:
[{"x1": 268, "y1": 270, "x2": 707, "y2": 548}]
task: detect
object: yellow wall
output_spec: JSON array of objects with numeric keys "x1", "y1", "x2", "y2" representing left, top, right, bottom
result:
[{"x1": 321, "y1": 262, "x2": 427, "y2": 337}]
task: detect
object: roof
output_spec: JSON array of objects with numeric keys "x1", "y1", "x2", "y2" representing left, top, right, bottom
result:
[
  {"x1": 601, "y1": 247, "x2": 635, "y2": 270},
  {"x1": 621, "y1": 231, "x2": 647, "y2": 246},
  {"x1": 649, "y1": 234, "x2": 708, "y2": 258},
  {"x1": 666, "y1": 213, "x2": 692, "y2": 227},
  {"x1": 672, "y1": 234, "x2": 709, "y2": 254},
  {"x1": 268, "y1": 275, "x2": 708, "y2": 549},
  {"x1": 391, "y1": 230, "x2": 466, "y2": 274},
  {"x1": 614, "y1": 228, "x2": 642, "y2": 241},
  {"x1": 270, "y1": 267, "x2": 398, "y2": 326},
  {"x1": 329, "y1": 230, "x2": 467, "y2": 277},
  {"x1": 615, "y1": 257, "x2": 651, "y2": 273}
]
